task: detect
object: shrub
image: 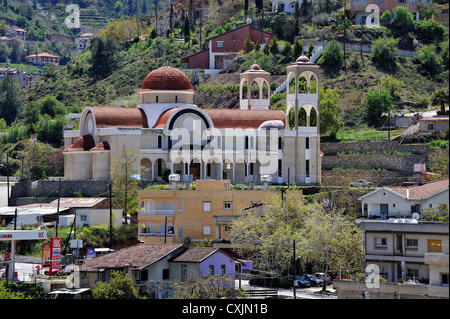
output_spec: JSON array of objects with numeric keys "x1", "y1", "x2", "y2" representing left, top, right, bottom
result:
[
  {"x1": 318, "y1": 40, "x2": 343, "y2": 65},
  {"x1": 371, "y1": 36, "x2": 399, "y2": 69},
  {"x1": 417, "y1": 44, "x2": 441, "y2": 75},
  {"x1": 415, "y1": 19, "x2": 447, "y2": 43}
]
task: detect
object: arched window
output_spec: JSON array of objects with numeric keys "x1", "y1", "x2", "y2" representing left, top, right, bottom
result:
[
  {"x1": 157, "y1": 135, "x2": 162, "y2": 149},
  {"x1": 305, "y1": 137, "x2": 310, "y2": 150}
]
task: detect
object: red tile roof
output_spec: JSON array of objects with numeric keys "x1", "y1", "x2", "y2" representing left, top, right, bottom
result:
[
  {"x1": 141, "y1": 66, "x2": 193, "y2": 91},
  {"x1": 62, "y1": 135, "x2": 96, "y2": 152},
  {"x1": 90, "y1": 141, "x2": 110, "y2": 151},
  {"x1": 204, "y1": 109, "x2": 286, "y2": 129},
  {"x1": 152, "y1": 108, "x2": 179, "y2": 128},
  {"x1": 90, "y1": 106, "x2": 148, "y2": 128},
  {"x1": 386, "y1": 179, "x2": 449, "y2": 200}
]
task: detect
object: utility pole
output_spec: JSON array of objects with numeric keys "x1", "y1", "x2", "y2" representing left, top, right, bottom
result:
[
  {"x1": 164, "y1": 216, "x2": 168, "y2": 243},
  {"x1": 109, "y1": 183, "x2": 113, "y2": 250},
  {"x1": 14, "y1": 208, "x2": 17, "y2": 230}
]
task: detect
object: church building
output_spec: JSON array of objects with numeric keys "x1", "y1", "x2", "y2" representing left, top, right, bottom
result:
[{"x1": 63, "y1": 55, "x2": 321, "y2": 186}]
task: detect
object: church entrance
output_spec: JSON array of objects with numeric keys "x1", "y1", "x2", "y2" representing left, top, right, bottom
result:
[{"x1": 190, "y1": 161, "x2": 201, "y2": 180}]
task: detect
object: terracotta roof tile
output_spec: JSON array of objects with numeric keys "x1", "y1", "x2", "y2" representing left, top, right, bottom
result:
[
  {"x1": 90, "y1": 141, "x2": 110, "y2": 151},
  {"x1": 205, "y1": 109, "x2": 286, "y2": 129},
  {"x1": 152, "y1": 108, "x2": 179, "y2": 128},
  {"x1": 90, "y1": 106, "x2": 148, "y2": 128},
  {"x1": 386, "y1": 179, "x2": 449, "y2": 199},
  {"x1": 63, "y1": 135, "x2": 95, "y2": 152},
  {"x1": 141, "y1": 66, "x2": 193, "y2": 91}
]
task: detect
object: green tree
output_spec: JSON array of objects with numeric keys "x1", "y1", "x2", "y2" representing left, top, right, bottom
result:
[
  {"x1": 0, "y1": 75, "x2": 23, "y2": 125},
  {"x1": 270, "y1": 38, "x2": 280, "y2": 55},
  {"x1": 417, "y1": 44, "x2": 441, "y2": 75},
  {"x1": 381, "y1": 75, "x2": 404, "y2": 99},
  {"x1": 243, "y1": 33, "x2": 254, "y2": 54},
  {"x1": 381, "y1": 6, "x2": 415, "y2": 33},
  {"x1": 92, "y1": 270, "x2": 137, "y2": 299},
  {"x1": 364, "y1": 90, "x2": 392, "y2": 127},
  {"x1": 88, "y1": 37, "x2": 118, "y2": 80},
  {"x1": 171, "y1": 275, "x2": 234, "y2": 299},
  {"x1": 428, "y1": 148, "x2": 449, "y2": 179},
  {"x1": 38, "y1": 95, "x2": 66, "y2": 117},
  {"x1": 318, "y1": 40, "x2": 343, "y2": 65},
  {"x1": 442, "y1": 39, "x2": 449, "y2": 70},
  {"x1": 292, "y1": 37, "x2": 303, "y2": 59},
  {"x1": 21, "y1": 138, "x2": 49, "y2": 180},
  {"x1": 110, "y1": 146, "x2": 141, "y2": 222},
  {"x1": 430, "y1": 88, "x2": 449, "y2": 115},
  {"x1": 371, "y1": 36, "x2": 399, "y2": 69},
  {"x1": 415, "y1": 19, "x2": 447, "y2": 43},
  {"x1": 319, "y1": 86, "x2": 343, "y2": 138}
]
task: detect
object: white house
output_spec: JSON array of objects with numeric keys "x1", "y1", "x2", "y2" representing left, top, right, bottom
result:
[{"x1": 358, "y1": 179, "x2": 449, "y2": 219}]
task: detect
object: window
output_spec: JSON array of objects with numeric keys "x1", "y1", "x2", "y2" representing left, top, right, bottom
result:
[
  {"x1": 305, "y1": 137, "x2": 310, "y2": 150},
  {"x1": 278, "y1": 137, "x2": 282, "y2": 150},
  {"x1": 249, "y1": 163, "x2": 254, "y2": 175},
  {"x1": 217, "y1": 41, "x2": 224, "y2": 48},
  {"x1": 221, "y1": 265, "x2": 226, "y2": 276},
  {"x1": 203, "y1": 201, "x2": 211, "y2": 212},
  {"x1": 428, "y1": 239, "x2": 442, "y2": 252},
  {"x1": 157, "y1": 135, "x2": 162, "y2": 148},
  {"x1": 398, "y1": 0, "x2": 406, "y2": 3},
  {"x1": 141, "y1": 269, "x2": 148, "y2": 281},
  {"x1": 178, "y1": 225, "x2": 183, "y2": 237},
  {"x1": 209, "y1": 265, "x2": 215, "y2": 276},
  {"x1": 156, "y1": 95, "x2": 159, "y2": 103},
  {"x1": 203, "y1": 225, "x2": 211, "y2": 235},
  {"x1": 406, "y1": 238, "x2": 418, "y2": 248},
  {"x1": 224, "y1": 226, "x2": 230, "y2": 233},
  {"x1": 278, "y1": 159, "x2": 282, "y2": 177},
  {"x1": 305, "y1": 160, "x2": 310, "y2": 178},
  {"x1": 175, "y1": 95, "x2": 178, "y2": 103},
  {"x1": 427, "y1": 124, "x2": 434, "y2": 131},
  {"x1": 374, "y1": 237, "x2": 387, "y2": 248},
  {"x1": 245, "y1": 136, "x2": 249, "y2": 149},
  {"x1": 207, "y1": 163, "x2": 211, "y2": 177},
  {"x1": 441, "y1": 273, "x2": 449, "y2": 286},
  {"x1": 224, "y1": 202, "x2": 232, "y2": 210},
  {"x1": 407, "y1": 268, "x2": 419, "y2": 277},
  {"x1": 224, "y1": 182, "x2": 228, "y2": 190},
  {"x1": 178, "y1": 200, "x2": 183, "y2": 213},
  {"x1": 162, "y1": 269, "x2": 170, "y2": 280},
  {"x1": 377, "y1": 0, "x2": 384, "y2": 4}
]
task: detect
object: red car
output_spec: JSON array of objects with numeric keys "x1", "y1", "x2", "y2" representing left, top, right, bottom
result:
[{"x1": 43, "y1": 266, "x2": 63, "y2": 276}]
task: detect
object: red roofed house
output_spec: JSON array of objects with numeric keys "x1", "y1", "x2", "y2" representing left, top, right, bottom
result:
[
  {"x1": 181, "y1": 24, "x2": 276, "y2": 78},
  {"x1": 63, "y1": 56, "x2": 322, "y2": 186},
  {"x1": 26, "y1": 53, "x2": 60, "y2": 66}
]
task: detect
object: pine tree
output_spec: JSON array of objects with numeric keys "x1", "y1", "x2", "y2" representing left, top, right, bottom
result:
[
  {"x1": 293, "y1": 37, "x2": 303, "y2": 59},
  {"x1": 243, "y1": 33, "x2": 254, "y2": 53}
]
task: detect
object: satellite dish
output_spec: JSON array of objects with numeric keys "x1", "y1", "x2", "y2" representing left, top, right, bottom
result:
[
  {"x1": 246, "y1": 18, "x2": 252, "y2": 24},
  {"x1": 412, "y1": 213, "x2": 420, "y2": 220}
]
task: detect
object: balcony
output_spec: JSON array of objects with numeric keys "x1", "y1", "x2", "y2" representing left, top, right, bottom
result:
[
  {"x1": 138, "y1": 232, "x2": 175, "y2": 238},
  {"x1": 138, "y1": 209, "x2": 175, "y2": 215}
]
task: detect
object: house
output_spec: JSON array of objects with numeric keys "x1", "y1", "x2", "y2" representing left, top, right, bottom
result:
[
  {"x1": 63, "y1": 56, "x2": 322, "y2": 187},
  {"x1": 26, "y1": 52, "x2": 60, "y2": 66},
  {"x1": 78, "y1": 243, "x2": 238, "y2": 298},
  {"x1": 75, "y1": 33, "x2": 93, "y2": 51},
  {"x1": 418, "y1": 116, "x2": 449, "y2": 133},
  {"x1": 349, "y1": 0, "x2": 437, "y2": 24},
  {"x1": 6, "y1": 25, "x2": 27, "y2": 41},
  {"x1": 272, "y1": 0, "x2": 304, "y2": 13},
  {"x1": 358, "y1": 179, "x2": 449, "y2": 219},
  {"x1": 181, "y1": 24, "x2": 276, "y2": 78},
  {"x1": 58, "y1": 209, "x2": 123, "y2": 228},
  {"x1": 0, "y1": 67, "x2": 33, "y2": 88},
  {"x1": 333, "y1": 218, "x2": 449, "y2": 299},
  {"x1": 137, "y1": 179, "x2": 294, "y2": 245}
]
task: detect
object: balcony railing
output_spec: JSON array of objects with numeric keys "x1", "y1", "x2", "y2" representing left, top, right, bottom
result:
[
  {"x1": 139, "y1": 232, "x2": 175, "y2": 237},
  {"x1": 139, "y1": 209, "x2": 175, "y2": 215}
]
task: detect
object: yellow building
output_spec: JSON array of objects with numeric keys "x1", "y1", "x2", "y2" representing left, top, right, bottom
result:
[
  {"x1": 26, "y1": 53, "x2": 60, "y2": 66},
  {"x1": 137, "y1": 180, "x2": 297, "y2": 245}
]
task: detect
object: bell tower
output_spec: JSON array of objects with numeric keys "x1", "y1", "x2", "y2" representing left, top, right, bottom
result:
[{"x1": 239, "y1": 64, "x2": 271, "y2": 110}]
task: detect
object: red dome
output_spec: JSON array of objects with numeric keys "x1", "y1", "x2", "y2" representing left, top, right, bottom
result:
[{"x1": 141, "y1": 66, "x2": 193, "y2": 91}]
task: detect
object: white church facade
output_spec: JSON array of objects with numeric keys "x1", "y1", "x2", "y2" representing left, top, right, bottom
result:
[{"x1": 63, "y1": 55, "x2": 322, "y2": 186}]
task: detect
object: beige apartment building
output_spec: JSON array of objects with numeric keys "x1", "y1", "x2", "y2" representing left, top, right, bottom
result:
[
  {"x1": 26, "y1": 53, "x2": 60, "y2": 66},
  {"x1": 137, "y1": 180, "x2": 296, "y2": 245}
]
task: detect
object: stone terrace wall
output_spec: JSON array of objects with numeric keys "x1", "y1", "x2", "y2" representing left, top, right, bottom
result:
[{"x1": 10, "y1": 180, "x2": 110, "y2": 205}]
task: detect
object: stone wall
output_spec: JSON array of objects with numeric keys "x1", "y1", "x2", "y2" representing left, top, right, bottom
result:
[
  {"x1": 321, "y1": 142, "x2": 431, "y2": 156},
  {"x1": 10, "y1": 180, "x2": 110, "y2": 204},
  {"x1": 322, "y1": 170, "x2": 411, "y2": 187}
]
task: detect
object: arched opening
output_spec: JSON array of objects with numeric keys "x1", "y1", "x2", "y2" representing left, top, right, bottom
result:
[
  {"x1": 141, "y1": 222, "x2": 156, "y2": 234},
  {"x1": 288, "y1": 107, "x2": 296, "y2": 130},
  {"x1": 140, "y1": 158, "x2": 153, "y2": 181},
  {"x1": 190, "y1": 158, "x2": 202, "y2": 180},
  {"x1": 159, "y1": 199, "x2": 175, "y2": 214},
  {"x1": 288, "y1": 73, "x2": 296, "y2": 94},
  {"x1": 310, "y1": 107, "x2": 318, "y2": 127},
  {"x1": 250, "y1": 80, "x2": 259, "y2": 99},
  {"x1": 310, "y1": 76, "x2": 318, "y2": 94},
  {"x1": 298, "y1": 75, "x2": 307, "y2": 94},
  {"x1": 262, "y1": 80, "x2": 270, "y2": 99},
  {"x1": 298, "y1": 107, "x2": 307, "y2": 127}
]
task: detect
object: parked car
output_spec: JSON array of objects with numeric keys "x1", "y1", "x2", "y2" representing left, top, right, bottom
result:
[
  {"x1": 315, "y1": 272, "x2": 332, "y2": 285},
  {"x1": 303, "y1": 274, "x2": 323, "y2": 287},
  {"x1": 283, "y1": 275, "x2": 311, "y2": 288},
  {"x1": 43, "y1": 266, "x2": 63, "y2": 276},
  {"x1": 349, "y1": 179, "x2": 372, "y2": 187}
]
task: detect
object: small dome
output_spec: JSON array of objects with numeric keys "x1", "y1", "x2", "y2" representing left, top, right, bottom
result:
[
  {"x1": 258, "y1": 120, "x2": 285, "y2": 130},
  {"x1": 141, "y1": 66, "x2": 193, "y2": 91},
  {"x1": 295, "y1": 55, "x2": 311, "y2": 63},
  {"x1": 248, "y1": 64, "x2": 262, "y2": 71}
]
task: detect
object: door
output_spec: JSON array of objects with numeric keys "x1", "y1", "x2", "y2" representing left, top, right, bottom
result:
[{"x1": 380, "y1": 204, "x2": 388, "y2": 219}]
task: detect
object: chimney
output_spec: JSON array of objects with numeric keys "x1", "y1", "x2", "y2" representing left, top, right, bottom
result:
[{"x1": 414, "y1": 163, "x2": 426, "y2": 185}]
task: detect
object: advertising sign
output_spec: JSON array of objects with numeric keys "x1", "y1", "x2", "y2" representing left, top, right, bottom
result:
[
  {"x1": 86, "y1": 247, "x2": 95, "y2": 260},
  {"x1": 0, "y1": 230, "x2": 47, "y2": 241},
  {"x1": 50, "y1": 237, "x2": 62, "y2": 275},
  {"x1": 42, "y1": 244, "x2": 51, "y2": 266}
]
